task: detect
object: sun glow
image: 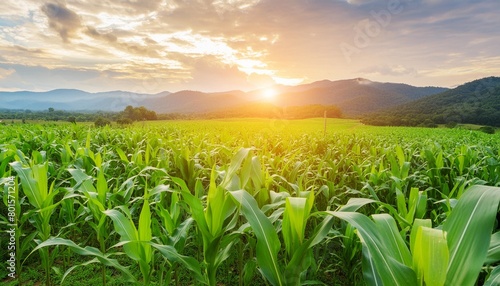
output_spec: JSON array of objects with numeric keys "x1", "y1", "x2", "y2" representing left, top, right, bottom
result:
[{"x1": 262, "y1": 88, "x2": 277, "y2": 100}]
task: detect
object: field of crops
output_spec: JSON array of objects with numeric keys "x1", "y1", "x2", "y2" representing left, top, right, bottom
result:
[{"x1": 1, "y1": 118, "x2": 500, "y2": 286}]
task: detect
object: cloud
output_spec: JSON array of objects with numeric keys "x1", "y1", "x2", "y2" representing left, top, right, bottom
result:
[
  {"x1": 344, "y1": 0, "x2": 375, "y2": 6},
  {"x1": 361, "y1": 65, "x2": 418, "y2": 76},
  {"x1": 0, "y1": 67, "x2": 15, "y2": 79},
  {"x1": 212, "y1": 0, "x2": 262, "y2": 14},
  {"x1": 67, "y1": 0, "x2": 164, "y2": 17},
  {"x1": 0, "y1": 45, "x2": 56, "y2": 68},
  {"x1": 0, "y1": 0, "x2": 499, "y2": 92},
  {"x1": 41, "y1": 2, "x2": 82, "y2": 42},
  {"x1": 188, "y1": 56, "x2": 257, "y2": 92},
  {"x1": 85, "y1": 26, "x2": 117, "y2": 42}
]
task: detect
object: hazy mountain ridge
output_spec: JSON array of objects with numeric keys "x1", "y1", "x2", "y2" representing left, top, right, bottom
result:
[
  {"x1": 362, "y1": 77, "x2": 500, "y2": 127},
  {"x1": 263, "y1": 78, "x2": 448, "y2": 115},
  {"x1": 0, "y1": 78, "x2": 449, "y2": 114}
]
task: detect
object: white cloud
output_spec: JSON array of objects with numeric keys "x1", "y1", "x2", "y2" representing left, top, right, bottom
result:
[
  {"x1": 0, "y1": 0, "x2": 499, "y2": 92},
  {"x1": 0, "y1": 67, "x2": 14, "y2": 79},
  {"x1": 361, "y1": 65, "x2": 418, "y2": 77}
]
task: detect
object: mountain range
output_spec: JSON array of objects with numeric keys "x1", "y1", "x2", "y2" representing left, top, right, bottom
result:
[
  {"x1": 362, "y1": 77, "x2": 500, "y2": 127},
  {"x1": 0, "y1": 78, "x2": 448, "y2": 116}
]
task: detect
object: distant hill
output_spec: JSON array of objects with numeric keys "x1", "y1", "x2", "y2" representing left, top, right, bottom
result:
[
  {"x1": 268, "y1": 78, "x2": 447, "y2": 116},
  {"x1": 362, "y1": 77, "x2": 500, "y2": 127},
  {"x1": 142, "y1": 90, "x2": 248, "y2": 113},
  {"x1": 0, "y1": 89, "x2": 165, "y2": 111},
  {"x1": 0, "y1": 79, "x2": 447, "y2": 115}
]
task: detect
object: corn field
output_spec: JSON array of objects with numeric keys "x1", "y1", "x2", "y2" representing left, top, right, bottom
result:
[{"x1": 1, "y1": 119, "x2": 500, "y2": 286}]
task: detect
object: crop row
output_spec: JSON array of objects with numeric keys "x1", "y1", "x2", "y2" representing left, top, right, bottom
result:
[{"x1": 1, "y1": 121, "x2": 500, "y2": 285}]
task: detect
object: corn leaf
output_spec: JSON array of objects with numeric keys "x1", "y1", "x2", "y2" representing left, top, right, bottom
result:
[
  {"x1": 486, "y1": 231, "x2": 500, "y2": 264},
  {"x1": 230, "y1": 190, "x2": 284, "y2": 286},
  {"x1": 484, "y1": 265, "x2": 500, "y2": 286},
  {"x1": 327, "y1": 211, "x2": 418, "y2": 286},
  {"x1": 443, "y1": 185, "x2": 500, "y2": 286},
  {"x1": 11, "y1": 161, "x2": 43, "y2": 209},
  {"x1": 151, "y1": 243, "x2": 206, "y2": 284},
  {"x1": 104, "y1": 209, "x2": 141, "y2": 261},
  {"x1": 138, "y1": 198, "x2": 152, "y2": 263},
  {"x1": 68, "y1": 168, "x2": 97, "y2": 194},
  {"x1": 282, "y1": 197, "x2": 308, "y2": 257},
  {"x1": 413, "y1": 227, "x2": 448, "y2": 286},
  {"x1": 338, "y1": 198, "x2": 376, "y2": 212},
  {"x1": 410, "y1": 219, "x2": 432, "y2": 255},
  {"x1": 221, "y1": 148, "x2": 251, "y2": 189},
  {"x1": 372, "y1": 214, "x2": 412, "y2": 267},
  {"x1": 172, "y1": 177, "x2": 211, "y2": 240},
  {"x1": 284, "y1": 216, "x2": 335, "y2": 285},
  {"x1": 31, "y1": 237, "x2": 135, "y2": 283},
  {"x1": 96, "y1": 170, "x2": 108, "y2": 205},
  {"x1": 360, "y1": 241, "x2": 383, "y2": 286},
  {"x1": 206, "y1": 167, "x2": 226, "y2": 237}
]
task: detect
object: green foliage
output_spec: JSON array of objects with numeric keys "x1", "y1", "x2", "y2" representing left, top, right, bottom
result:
[
  {"x1": 116, "y1": 117, "x2": 133, "y2": 125},
  {"x1": 122, "y1": 105, "x2": 157, "y2": 121},
  {"x1": 328, "y1": 185, "x2": 500, "y2": 286},
  {"x1": 480, "y1": 126, "x2": 496, "y2": 134},
  {"x1": 94, "y1": 116, "x2": 111, "y2": 127},
  {"x1": 363, "y1": 77, "x2": 500, "y2": 127},
  {"x1": 0, "y1": 109, "x2": 119, "y2": 122},
  {"x1": 1, "y1": 119, "x2": 500, "y2": 285}
]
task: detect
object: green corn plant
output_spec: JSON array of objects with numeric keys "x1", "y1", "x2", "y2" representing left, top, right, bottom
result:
[
  {"x1": 68, "y1": 167, "x2": 112, "y2": 285},
  {"x1": 240, "y1": 154, "x2": 270, "y2": 207},
  {"x1": 11, "y1": 151, "x2": 61, "y2": 286},
  {"x1": 170, "y1": 148, "x2": 257, "y2": 285},
  {"x1": 282, "y1": 191, "x2": 314, "y2": 259},
  {"x1": 1, "y1": 176, "x2": 34, "y2": 284},
  {"x1": 387, "y1": 145, "x2": 411, "y2": 181},
  {"x1": 29, "y1": 237, "x2": 136, "y2": 284},
  {"x1": 325, "y1": 185, "x2": 500, "y2": 286},
  {"x1": 105, "y1": 182, "x2": 204, "y2": 285},
  {"x1": 229, "y1": 189, "x2": 284, "y2": 285},
  {"x1": 329, "y1": 222, "x2": 363, "y2": 283},
  {"x1": 152, "y1": 190, "x2": 195, "y2": 284},
  {"x1": 394, "y1": 187, "x2": 427, "y2": 234},
  {"x1": 105, "y1": 195, "x2": 153, "y2": 284},
  {"x1": 0, "y1": 145, "x2": 16, "y2": 177},
  {"x1": 3, "y1": 116, "x2": 500, "y2": 285},
  {"x1": 230, "y1": 190, "x2": 375, "y2": 285},
  {"x1": 171, "y1": 175, "x2": 238, "y2": 285}
]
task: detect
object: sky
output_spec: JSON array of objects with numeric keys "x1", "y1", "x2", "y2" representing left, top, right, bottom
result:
[{"x1": 0, "y1": 0, "x2": 499, "y2": 94}]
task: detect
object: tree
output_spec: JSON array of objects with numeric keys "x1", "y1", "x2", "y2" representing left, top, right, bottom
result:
[
  {"x1": 116, "y1": 118, "x2": 133, "y2": 125},
  {"x1": 94, "y1": 116, "x2": 111, "y2": 127},
  {"x1": 48, "y1": 107, "x2": 54, "y2": 112},
  {"x1": 124, "y1": 105, "x2": 134, "y2": 119},
  {"x1": 121, "y1": 106, "x2": 157, "y2": 121},
  {"x1": 68, "y1": 116, "x2": 76, "y2": 124}
]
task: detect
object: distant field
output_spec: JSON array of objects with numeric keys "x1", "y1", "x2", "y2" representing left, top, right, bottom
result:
[
  {"x1": 1, "y1": 119, "x2": 500, "y2": 285},
  {"x1": 144, "y1": 117, "x2": 366, "y2": 133},
  {"x1": 2, "y1": 117, "x2": 495, "y2": 133}
]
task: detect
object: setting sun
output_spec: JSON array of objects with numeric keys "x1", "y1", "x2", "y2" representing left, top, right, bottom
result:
[{"x1": 262, "y1": 88, "x2": 278, "y2": 100}]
